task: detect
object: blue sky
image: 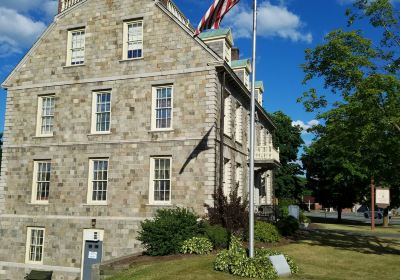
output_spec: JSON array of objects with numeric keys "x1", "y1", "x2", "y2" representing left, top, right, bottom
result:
[{"x1": 0, "y1": 0, "x2": 392, "y2": 148}]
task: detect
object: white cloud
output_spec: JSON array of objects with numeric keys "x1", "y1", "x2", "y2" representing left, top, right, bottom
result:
[
  {"x1": 0, "y1": 0, "x2": 58, "y2": 19},
  {"x1": 224, "y1": 1, "x2": 312, "y2": 43},
  {"x1": 0, "y1": 7, "x2": 46, "y2": 57},
  {"x1": 292, "y1": 119, "x2": 319, "y2": 134}
]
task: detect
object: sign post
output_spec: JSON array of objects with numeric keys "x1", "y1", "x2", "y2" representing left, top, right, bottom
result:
[
  {"x1": 371, "y1": 177, "x2": 375, "y2": 230},
  {"x1": 376, "y1": 187, "x2": 390, "y2": 227}
]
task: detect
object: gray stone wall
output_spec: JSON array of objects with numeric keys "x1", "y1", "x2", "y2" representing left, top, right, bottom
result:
[{"x1": 0, "y1": 0, "x2": 275, "y2": 279}]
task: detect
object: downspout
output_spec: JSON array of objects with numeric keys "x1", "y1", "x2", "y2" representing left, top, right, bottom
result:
[{"x1": 219, "y1": 72, "x2": 226, "y2": 193}]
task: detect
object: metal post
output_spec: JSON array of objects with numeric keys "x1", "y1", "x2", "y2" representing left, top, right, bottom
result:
[
  {"x1": 371, "y1": 177, "x2": 375, "y2": 230},
  {"x1": 248, "y1": 0, "x2": 257, "y2": 258}
]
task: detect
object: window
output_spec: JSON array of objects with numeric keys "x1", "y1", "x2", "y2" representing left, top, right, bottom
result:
[
  {"x1": 123, "y1": 20, "x2": 143, "y2": 59},
  {"x1": 224, "y1": 41, "x2": 231, "y2": 64},
  {"x1": 87, "y1": 159, "x2": 109, "y2": 204},
  {"x1": 223, "y1": 158, "x2": 231, "y2": 196},
  {"x1": 67, "y1": 29, "x2": 85, "y2": 66},
  {"x1": 25, "y1": 227, "x2": 45, "y2": 264},
  {"x1": 235, "y1": 163, "x2": 243, "y2": 199},
  {"x1": 224, "y1": 95, "x2": 232, "y2": 137},
  {"x1": 152, "y1": 86, "x2": 173, "y2": 130},
  {"x1": 31, "y1": 161, "x2": 51, "y2": 203},
  {"x1": 91, "y1": 91, "x2": 111, "y2": 133},
  {"x1": 235, "y1": 104, "x2": 243, "y2": 143},
  {"x1": 36, "y1": 96, "x2": 55, "y2": 136},
  {"x1": 259, "y1": 128, "x2": 265, "y2": 146},
  {"x1": 149, "y1": 157, "x2": 171, "y2": 204}
]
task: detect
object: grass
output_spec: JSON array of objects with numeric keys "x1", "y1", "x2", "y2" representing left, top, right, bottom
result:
[
  {"x1": 107, "y1": 224, "x2": 400, "y2": 280},
  {"x1": 315, "y1": 222, "x2": 400, "y2": 235}
]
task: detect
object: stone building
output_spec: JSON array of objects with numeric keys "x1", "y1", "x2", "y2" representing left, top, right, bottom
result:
[{"x1": 0, "y1": 0, "x2": 280, "y2": 279}]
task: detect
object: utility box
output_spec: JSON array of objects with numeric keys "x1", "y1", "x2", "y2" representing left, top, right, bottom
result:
[{"x1": 25, "y1": 270, "x2": 53, "y2": 280}]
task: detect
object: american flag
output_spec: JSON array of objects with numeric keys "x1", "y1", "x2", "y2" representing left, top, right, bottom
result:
[{"x1": 194, "y1": 0, "x2": 240, "y2": 36}]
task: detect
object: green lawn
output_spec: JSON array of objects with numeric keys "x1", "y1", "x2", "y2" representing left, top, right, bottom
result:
[
  {"x1": 314, "y1": 222, "x2": 400, "y2": 235},
  {"x1": 107, "y1": 227, "x2": 400, "y2": 280}
]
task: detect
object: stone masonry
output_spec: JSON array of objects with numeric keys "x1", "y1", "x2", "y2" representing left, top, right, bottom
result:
[{"x1": 0, "y1": 0, "x2": 278, "y2": 279}]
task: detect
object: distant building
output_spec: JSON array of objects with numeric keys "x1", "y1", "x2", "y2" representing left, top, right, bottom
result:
[{"x1": 0, "y1": 0, "x2": 280, "y2": 279}]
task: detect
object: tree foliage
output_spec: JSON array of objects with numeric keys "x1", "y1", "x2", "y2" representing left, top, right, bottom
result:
[
  {"x1": 300, "y1": 0, "x2": 400, "y2": 216},
  {"x1": 270, "y1": 111, "x2": 305, "y2": 201}
]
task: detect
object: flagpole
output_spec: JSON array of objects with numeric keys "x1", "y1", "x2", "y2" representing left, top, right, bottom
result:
[{"x1": 249, "y1": 0, "x2": 257, "y2": 258}]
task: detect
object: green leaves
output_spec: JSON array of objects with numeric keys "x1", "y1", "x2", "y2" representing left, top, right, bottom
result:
[
  {"x1": 180, "y1": 237, "x2": 213, "y2": 255},
  {"x1": 214, "y1": 236, "x2": 298, "y2": 279}
]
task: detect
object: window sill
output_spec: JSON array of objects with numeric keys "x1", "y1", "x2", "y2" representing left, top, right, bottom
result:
[
  {"x1": 149, "y1": 129, "x2": 174, "y2": 133},
  {"x1": 82, "y1": 202, "x2": 108, "y2": 206},
  {"x1": 25, "y1": 261, "x2": 44, "y2": 265},
  {"x1": 146, "y1": 203, "x2": 173, "y2": 207},
  {"x1": 63, "y1": 64, "x2": 85, "y2": 68},
  {"x1": 28, "y1": 202, "x2": 49, "y2": 205},
  {"x1": 119, "y1": 57, "x2": 144, "y2": 62},
  {"x1": 33, "y1": 135, "x2": 54, "y2": 138},
  {"x1": 87, "y1": 132, "x2": 111, "y2": 136}
]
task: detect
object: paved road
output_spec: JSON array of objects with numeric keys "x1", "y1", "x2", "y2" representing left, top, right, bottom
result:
[{"x1": 306, "y1": 211, "x2": 400, "y2": 225}]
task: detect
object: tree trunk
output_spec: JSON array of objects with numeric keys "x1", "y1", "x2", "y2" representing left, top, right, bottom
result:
[
  {"x1": 383, "y1": 208, "x2": 389, "y2": 228},
  {"x1": 337, "y1": 207, "x2": 342, "y2": 224}
]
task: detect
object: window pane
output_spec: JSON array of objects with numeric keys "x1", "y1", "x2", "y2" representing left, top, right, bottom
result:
[
  {"x1": 95, "y1": 92, "x2": 111, "y2": 132},
  {"x1": 153, "y1": 158, "x2": 171, "y2": 201},
  {"x1": 40, "y1": 96, "x2": 55, "y2": 134},
  {"x1": 36, "y1": 162, "x2": 51, "y2": 201},
  {"x1": 127, "y1": 21, "x2": 143, "y2": 58},
  {"x1": 91, "y1": 159, "x2": 108, "y2": 201},
  {"x1": 70, "y1": 30, "x2": 85, "y2": 65},
  {"x1": 28, "y1": 228, "x2": 44, "y2": 262},
  {"x1": 155, "y1": 87, "x2": 172, "y2": 129}
]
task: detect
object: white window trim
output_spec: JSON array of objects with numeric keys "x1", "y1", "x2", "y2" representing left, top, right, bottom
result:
[
  {"x1": 223, "y1": 158, "x2": 231, "y2": 196},
  {"x1": 122, "y1": 19, "x2": 144, "y2": 60},
  {"x1": 151, "y1": 85, "x2": 174, "y2": 131},
  {"x1": 31, "y1": 160, "x2": 51, "y2": 205},
  {"x1": 149, "y1": 156, "x2": 172, "y2": 205},
  {"x1": 87, "y1": 158, "x2": 109, "y2": 205},
  {"x1": 25, "y1": 227, "x2": 45, "y2": 265},
  {"x1": 224, "y1": 95, "x2": 232, "y2": 137},
  {"x1": 66, "y1": 28, "x2": 85, "y2": 67},
  {"x1": 36, "y1": 95, "x2": 55, "y2": 137},
  {"x1": 235, "y1": 163, "x2": 243, "y2": 198},
  {"x1": 235, "y1": 104, "x2": 243, "y2": 144},
  {"x1": 90, "y1": 91, "x2": 112, "y2": 134},
  {"x1": 223, "y1": 41, "x2": 231, "y2": 65}
]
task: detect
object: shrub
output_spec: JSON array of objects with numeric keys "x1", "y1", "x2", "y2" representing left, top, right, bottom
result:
[
  {"x1": 204, "y1": 223, "x2": 229, "y2": 249},
  {"x1": 277, "y1": 198, "x2": 297, "y2": 218},
  {"x1": 138, "y1": 208, "x2": 204, "y2": 256},
  {"x1": 206, "y1": 183, "x2": 248, "y2": 233},
  {"x1": 254, "y1": 221, "x2": 280, "y2": 243},
  {"x1": 180, "y1": 237, "x2": 213, "y2": 255},
  {"x1": 181, "y1": 237, "x2": 213, "y2": 255},
  {"x1": 276, "y1": 216, "x2": 299, "y2": 236},
  {"x1": 214, "y1": 236, "x2": 298, "y2": 279},
  {"x1": 299, "y1": 211, "x2": 311, "y2": 223}
]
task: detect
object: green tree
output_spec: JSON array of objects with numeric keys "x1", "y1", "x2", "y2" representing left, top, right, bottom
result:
[
  {"x1": 299, "y1": 0, "x2": 400, "y2": 221},
  {"x1": 270, "y1": 111, "x2": 305, "y2": 202}
]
